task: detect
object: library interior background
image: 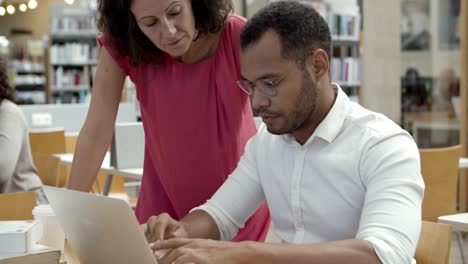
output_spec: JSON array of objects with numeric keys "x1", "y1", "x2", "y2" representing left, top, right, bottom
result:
[
  {"x1": 1, "y1": 0, "x2": 466, "y2": 147},
  {"x1": 0, "y1": 0, "x2": 468, "y2": 262}
]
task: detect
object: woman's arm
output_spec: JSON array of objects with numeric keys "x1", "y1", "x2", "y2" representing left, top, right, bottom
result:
[{"x1": 67, "y1": 47, "x2": 126, "y2": 191}]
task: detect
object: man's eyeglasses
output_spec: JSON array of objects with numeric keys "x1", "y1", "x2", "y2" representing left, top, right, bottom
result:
[{"x1": 236, "y1": 61, "x2": 300, "y2": 97}]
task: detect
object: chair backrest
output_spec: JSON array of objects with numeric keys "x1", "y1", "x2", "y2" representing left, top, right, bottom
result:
[
  {"x1": 29, "y1": 128, "x2": 66, "y2": 154},
  {"x1": 415, "y1": 221, "x2": 452, "y2": 264},
  {"x1": 0, "y1": 192, "x2": 36, "y2": 220},
  {"x1": 419, "y1": 145, "x2": 462, "y2": 222},
  {"x1": 92, "y1": 173, "x2": 137, "y2": 208},
  {"x1": 32, "y1": 152, "x2": 62, "y2": 186},
  {"x1": 65, "y1": 133, "x2": 78, "y2": 153}
]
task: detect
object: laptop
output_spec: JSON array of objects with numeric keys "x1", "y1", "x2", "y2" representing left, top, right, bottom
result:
[{"x1": 43, "y1": 186, "x2": 157, "y2": 264}]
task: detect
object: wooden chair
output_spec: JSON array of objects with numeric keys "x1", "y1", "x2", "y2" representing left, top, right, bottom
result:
[
  {"x1": 419, "y1": 145, "x2": 462, "y2": 222},
  {"x1": 29, "y1": 129, "x2": 69, "y2": 187},
  {"x1": 92, "y1": 172, "x2": 138, "y2": 208},
  {"x1": 0, "y1": 192, "x2": 36, "y2": 220},
  {"x1": 30, "y1": 128, "x2": 137, "y2": 206},
  {"x1": 29, "y1": 128, "x2": 66, "y2": 155},
  {"x1": 415, "y1": 221, "x2": 452, "y2": 264},
  {"x1": 419, "y1": 145, "x2": 463, "y2": 262},
  {"x1": 65, "y1": 134, "x2": 78, "y2": 154},
  {"x1": 31, "y1": 152, "x2": 62, "y2": 186}
]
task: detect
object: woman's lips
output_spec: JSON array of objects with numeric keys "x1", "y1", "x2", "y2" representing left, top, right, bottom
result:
[{"x1": 167, "y1": 37, "x2": 183, "y2": 47}]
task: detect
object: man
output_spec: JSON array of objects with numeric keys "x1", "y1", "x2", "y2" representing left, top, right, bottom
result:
[{"x1": 143, "y1": 1, "x2": 424, "y2": 263}]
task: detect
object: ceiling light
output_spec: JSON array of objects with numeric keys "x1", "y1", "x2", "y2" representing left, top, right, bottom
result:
[
  {"x1": 19, "y1": 3, "x2": 27, "y2": 12},
  {"x1": 0, "y1": 7, "x2": 5, "y2": 16},
  {"x1": 28, "y1": 0, "x2": 37, "y2": 9},
  {"x1": 6, "y1": 4, "x2": 14, "y2": 14},
  {"x1": 64, "y1": 0, "x2": 75, "y2": 4}
]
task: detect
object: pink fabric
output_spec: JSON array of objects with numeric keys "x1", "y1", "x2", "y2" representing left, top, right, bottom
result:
[{"x1": 98, "y1": 15, "x2": 270, "y2": 242}]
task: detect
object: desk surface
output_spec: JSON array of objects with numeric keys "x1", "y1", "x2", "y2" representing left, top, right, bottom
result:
[
  {"x1": 54, "y1": 153, "x2": 143, "y2": 180},
  {"x1": 403, "y1": 112, "x2": 457, "y2": 123},
  {"x1": 438, "y1": 213, "x2": 468, "y2": 232},
  {"x1": 55, "y1": 152, "x2": 468, "y2": 179}
]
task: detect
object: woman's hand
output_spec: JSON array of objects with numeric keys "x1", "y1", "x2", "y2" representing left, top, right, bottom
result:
[{"x1": 141, "y1": 213, "x2": 190, "y2": 243}]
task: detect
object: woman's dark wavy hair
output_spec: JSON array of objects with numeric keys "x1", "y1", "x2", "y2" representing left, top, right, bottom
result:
[
  {"x1": 0, "y1": 58, "x2": 14, "y2": 102},
  {"x1": 97, "y1": 0, "x2": 232, "y2": 65}
]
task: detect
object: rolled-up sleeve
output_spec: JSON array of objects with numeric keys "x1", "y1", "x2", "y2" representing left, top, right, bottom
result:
[
  {"x1": 357, "y1": 132, "x2": 425, "y2": 264},
  {"x1": 191, "y1": 135, "x2": 266, "y2": 241}
]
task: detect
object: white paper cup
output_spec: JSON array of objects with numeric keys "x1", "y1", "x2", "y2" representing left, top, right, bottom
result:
[{"x1": 32, "y1": 204, "x2": 65, "y2": 252}]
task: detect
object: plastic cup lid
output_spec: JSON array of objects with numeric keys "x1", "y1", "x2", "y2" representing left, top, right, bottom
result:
[{"x1": 32, "y1": 204, "x2": 55, "y2": 216}]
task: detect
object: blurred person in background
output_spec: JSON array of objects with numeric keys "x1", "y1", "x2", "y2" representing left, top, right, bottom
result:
[
  {"x1": 0, "y1": 58, "x2": 47, "y2": 204},
  {"x1": 432, "y1": 68, "x2": 459, "y2": 112}
]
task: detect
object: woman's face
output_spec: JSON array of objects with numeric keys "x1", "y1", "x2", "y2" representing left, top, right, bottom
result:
[{"x1": 131, "y1": 0, "x2": 197, "y2": 57}]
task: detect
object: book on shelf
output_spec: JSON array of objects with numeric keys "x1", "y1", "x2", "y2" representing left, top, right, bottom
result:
[
  {"x1": 328, "y1": 13, "x2": 360, "y2": 41},
  {"x1": 50, "y1": 43, "x2": 97, "y2": 64},
  {"x1": 298, "y1": 0, "x2": 360, "y2": 41},
  {"x1": 49, "y1": 14, "x2": 95, "y2": 33},
  {"x1": 52, "y1": 90, "x2": 89, "y2": 104},
  {"x1": 0, "y1": 221, "x2": 42, "y2": 254},
  {"x1": 331, "y1": 57, "x2": 360, "y2": 85},
  {"x1": 15, "y1": 91, "x2": 47, "y2": 105},
  {"x1": 0, "y1": 244, "x2": 61, "y2": 264},
  {"x1": 53, "y1": 66, "x2": 91, "y2": 89}
]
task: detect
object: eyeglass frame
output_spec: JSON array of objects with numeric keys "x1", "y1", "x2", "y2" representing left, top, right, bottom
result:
[{"x1": 236, "y1": 60, "x2": 302, "y2": 97}]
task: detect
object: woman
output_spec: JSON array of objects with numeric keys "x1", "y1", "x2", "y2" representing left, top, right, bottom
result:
[
  {"x1": 0, "y1": 59, "x2": 47, "y2": 204},
  {"x1": 67, "y1": 0, "x2": 270, "y2": 242}
]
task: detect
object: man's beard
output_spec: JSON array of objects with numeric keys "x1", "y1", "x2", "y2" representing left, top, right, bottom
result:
[{"x1": 267, "y1": 73, "x2": 319, "y2": 135}]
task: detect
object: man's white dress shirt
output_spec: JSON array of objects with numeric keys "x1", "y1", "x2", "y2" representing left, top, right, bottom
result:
[{"x1": 194, "y1": 85, "x2": 425, "y2": 264}]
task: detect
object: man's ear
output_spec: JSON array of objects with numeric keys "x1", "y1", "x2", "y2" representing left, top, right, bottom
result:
[{"x1": 304, "y1": 49, "x2": 329, "y2": 80}]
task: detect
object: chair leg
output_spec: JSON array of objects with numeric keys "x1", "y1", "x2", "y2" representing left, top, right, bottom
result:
[{"x1": 455, "y1": 231, "x2": 467, "y2": 264}]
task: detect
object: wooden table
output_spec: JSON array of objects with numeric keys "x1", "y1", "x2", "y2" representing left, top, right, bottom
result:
[
  {"x1": 54, "y1": 153, "x2": 143, "y2": 196},
  {"x1": 403, "y1": 112, "x2": 460, "y2": 146},
  {"x1": 439, "y1": 213, "x2": 468, "y2": 232}
]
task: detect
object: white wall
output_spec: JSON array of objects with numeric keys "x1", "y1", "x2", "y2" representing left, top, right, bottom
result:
[{"x1": 361, "y1": 0, "x2": 402, "y2": 123}]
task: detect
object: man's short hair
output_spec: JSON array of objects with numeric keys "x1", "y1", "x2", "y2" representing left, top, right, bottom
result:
[{"x1": 240, "y1": 1, "x2": 331, "y2": 62}]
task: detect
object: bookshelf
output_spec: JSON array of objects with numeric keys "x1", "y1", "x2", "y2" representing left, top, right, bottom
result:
[
  {"x1": 310, "y1": 0, "x2": 361, "y2": 101},
  {"x1": 244, "y1": 0, "x2": 362, "y2": 102},
  {"x1": 9, "y1": 59, "x2": 47, "y2": 104},
  {"x1": 5, "y1": 38, "x2": 47, "y2": 104},
  {"x1": 47, "y1": 5, "x2": 97, "y2": 104},
  {"x1": 331, "y1": 39, "x2": 360, "y2": 102}
]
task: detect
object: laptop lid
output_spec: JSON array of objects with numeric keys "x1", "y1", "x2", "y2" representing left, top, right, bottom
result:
[{"x1": 43, "y1": 186, "x2": 157, "y2": 264}]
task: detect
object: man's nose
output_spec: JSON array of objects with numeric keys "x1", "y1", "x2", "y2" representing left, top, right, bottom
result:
[{"x1": 251, "y1": 89, "x2": 271, "y2": 111}]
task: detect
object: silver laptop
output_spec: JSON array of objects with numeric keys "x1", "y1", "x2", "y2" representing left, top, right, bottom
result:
[{"x1": 44, "y1": 186, "x2": 157, "y2": 264}]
